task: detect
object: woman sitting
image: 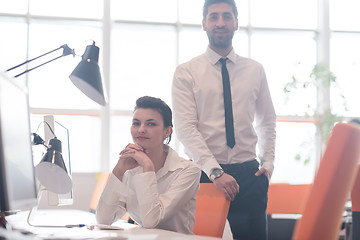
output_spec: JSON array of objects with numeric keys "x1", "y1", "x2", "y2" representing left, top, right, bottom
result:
[{"x1": 96, "y1": 96, "x2": 201, "y2": 234}]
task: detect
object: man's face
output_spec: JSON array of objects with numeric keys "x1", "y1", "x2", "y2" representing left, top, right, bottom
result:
[{"x1": 202, "y1": 3, "x2": 238, "y2": 50}]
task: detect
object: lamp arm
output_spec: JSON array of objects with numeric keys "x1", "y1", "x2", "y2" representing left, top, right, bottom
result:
[{"x1": 6, "y1": 44, "x2": 75, "y2": 78}]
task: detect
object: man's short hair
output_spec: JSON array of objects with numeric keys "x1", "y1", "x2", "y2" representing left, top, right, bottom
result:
[{"x1": 203, "y1": 0, "x2": 238, "y2": 20}]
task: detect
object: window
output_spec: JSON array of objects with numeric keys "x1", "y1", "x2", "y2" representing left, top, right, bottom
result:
[
  {"x1": 1, "y1": 0, "x2": 359, "y2": 184},
  {"x1": 251, "y1": 31, "x2": 316, "y2": 116},
  {"x1": 110, "y1": 23, "x2": 176, "y2": 110},
  {"x1": 250, "y1": 0, "x2": 317, "y2": 29},
  {"x1": 330, "y1": 0, "x2": 360, "y2": 31},
  {"x1": 330, "y1": 33, "x2": 360, "y2": 117},
  {"x1": 111, "y1": 0, "x2": 177, "y2": 23}
]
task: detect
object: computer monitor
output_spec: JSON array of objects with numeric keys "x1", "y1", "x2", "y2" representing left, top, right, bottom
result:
[{"x1": 0, "y1": 71, "x2": 37, "y2": 214}]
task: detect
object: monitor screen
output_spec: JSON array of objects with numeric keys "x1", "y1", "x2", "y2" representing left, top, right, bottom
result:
[{"x1": 0, "y1": 71, "x2": 37, "y2": 213}]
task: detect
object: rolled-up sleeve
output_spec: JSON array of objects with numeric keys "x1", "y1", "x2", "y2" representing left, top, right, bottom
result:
[{"x1": 96, "y1": 174, "x2": 128, "y2": 225}]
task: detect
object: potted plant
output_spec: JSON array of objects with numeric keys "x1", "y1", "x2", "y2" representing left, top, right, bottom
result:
[{"x1": 283, "y1": 63, "x2": 347, "y2": 165}]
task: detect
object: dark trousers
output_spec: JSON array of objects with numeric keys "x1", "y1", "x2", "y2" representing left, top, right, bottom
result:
[
  {"x1": 200, "y1": 160, "x2": 269, "y2": 240},
  {"x1": 353, "y1": 211, "x2": 360, "y2": 240}
]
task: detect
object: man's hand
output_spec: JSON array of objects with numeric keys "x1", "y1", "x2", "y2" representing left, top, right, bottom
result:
[
  {"x1": 213, "y1": 173, "x2": 239, "y2": 201},
  {"x1": 255, "y1": 167, "x2": 271, "y2": 180}
]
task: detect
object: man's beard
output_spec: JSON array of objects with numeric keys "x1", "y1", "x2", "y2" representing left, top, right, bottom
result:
[{"x1": 207, "y1": 31, "x2": 234, "y2": 49}]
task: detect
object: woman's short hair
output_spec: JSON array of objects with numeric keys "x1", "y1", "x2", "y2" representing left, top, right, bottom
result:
[{"x1": 134, "y1": 96, "x2": 173, "y2": 143}]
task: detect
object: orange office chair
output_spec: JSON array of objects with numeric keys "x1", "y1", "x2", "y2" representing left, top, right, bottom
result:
[
  {"x1": 89, "y1": 172, "x2": 111, "y2": 213},
  {"x1": 267, "y1": 183, "x2": 312, "y2": 215},
  {"x1": 351, "y1": 163, "x2": 360, "y2": 240},
  {"x1": 292, "y1": 123, "x2": 360, "y2": 240},
  {"x1": 89, "y1": 172, "x2": 131, "y2": 222},
  {"x1": 267, "y1": 183, "x2": 312, "y2": 239},
  {"x1": 193, "y1": 183, "x2": 230, "y2": 238}
]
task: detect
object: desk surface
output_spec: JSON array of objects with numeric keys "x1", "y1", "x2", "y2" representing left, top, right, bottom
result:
[{"x1": 3, "y1": 209, "x2": 220, "y2": 240}]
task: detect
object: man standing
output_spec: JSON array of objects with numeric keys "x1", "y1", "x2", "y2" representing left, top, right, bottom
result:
[{"x1": 172, "y1": 0, "x2": 276, "y2": 239}]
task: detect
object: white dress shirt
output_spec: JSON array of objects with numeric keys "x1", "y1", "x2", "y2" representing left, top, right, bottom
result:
[
  {"x1": 96, "y1": 146, "x2": 201, "y2": 235},
  {"x1": 172, "y1": 47, "x2": 276, "y2": 177}
]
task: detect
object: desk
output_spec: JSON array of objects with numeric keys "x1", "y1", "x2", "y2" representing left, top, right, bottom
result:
[{"x1": 3, "y1": 209, "x2": 219, "y2": 240}]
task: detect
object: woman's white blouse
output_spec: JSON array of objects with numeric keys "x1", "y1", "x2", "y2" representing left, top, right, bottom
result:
[{"x1": 96, "y1": 147, "x2": 201, "y2": 234}]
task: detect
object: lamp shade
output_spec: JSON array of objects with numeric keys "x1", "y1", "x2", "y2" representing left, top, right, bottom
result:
[
  {"x1": 69, "y1": 42, "x2": 106, "y2": 106},
  {"x1": 35, "y1": 138, "x2": 72, "y2": 194}
]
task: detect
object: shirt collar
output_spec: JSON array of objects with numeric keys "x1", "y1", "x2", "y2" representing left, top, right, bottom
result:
[
  {"x1": 156, "y1": 146, "x2": 182, "y2": 178},
  {"x1": 205, "y1": 46, "x2": 236, "y2": 65}
]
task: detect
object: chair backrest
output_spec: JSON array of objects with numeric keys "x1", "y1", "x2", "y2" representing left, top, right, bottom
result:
[
  {"x1": 89, "y1": 172, "x2": 111, "y2": 213},
  {"x1": 193, "y1": 183, "x2": 230, "y2": 238},
  {"x1": 292, "y1": 123, "x2": 360, "y2": 240},
  {"x1": 267, "y1": 183, "x2": 312, "y2": 214},
  {"x1": 89, "y1": 172, "x2": 131, "y2": 222}
]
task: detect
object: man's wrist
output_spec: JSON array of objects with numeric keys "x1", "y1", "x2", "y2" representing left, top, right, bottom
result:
[{"x1": 209, "y1": 168, "x2": 224, "y2": 182}]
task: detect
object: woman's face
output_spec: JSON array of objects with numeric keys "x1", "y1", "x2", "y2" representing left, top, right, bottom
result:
[{"x1": 131, "y1": 108, "x2": 171, "y2": 150}]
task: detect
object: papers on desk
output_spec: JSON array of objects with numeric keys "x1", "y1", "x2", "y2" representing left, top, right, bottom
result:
[{"x1": 87, "y1": 224, "x2": 124, "y2": 231}]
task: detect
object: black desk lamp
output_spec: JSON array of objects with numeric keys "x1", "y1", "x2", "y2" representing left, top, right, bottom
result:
[
  {"x1": 34, "y1": 136, "x2": 72, "y2": 195},
  {"x1": 6, "y1": 42, "x2": 106, "y2": 106},
  {"x1": 28, "y1": 123, "x2": 74, "y2": 227},
  {"x1": 5, "y1": 42, "x2": 107, "y2": 227},
  {"x1": 6, "y1": 41, "x2": 106, "y2": 194},
  {"x1": 70, "y1": 42, "x2": 106, "y2": 106}
]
